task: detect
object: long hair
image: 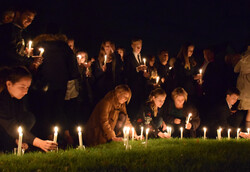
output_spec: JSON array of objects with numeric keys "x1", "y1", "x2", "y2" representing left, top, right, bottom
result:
[
  {"x1": 177, "y1": 42, "x2": 196, "y2": 70},
  {"x1": 114, "y1": 85, "x2": 132, "y2": 104},
  {"x1": 147, "y1": 88, "x2": 166, "y2": 117},
  {"x1": 98, "y1": 41, "x2": 114, "y2": 66}
]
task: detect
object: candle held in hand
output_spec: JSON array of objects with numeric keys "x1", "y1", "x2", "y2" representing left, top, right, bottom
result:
[{"x1": 17, "y1": 126, "x2": 23, "y2": 156}]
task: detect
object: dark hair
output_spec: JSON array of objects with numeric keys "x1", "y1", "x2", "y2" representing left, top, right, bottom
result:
[
  {"x1": 226, "y1": 87, "x2": 240, "y2": 96},
  {"x1": 131, "y1": 37, "x2": 142, "y2": 44},
  {"x1": 15, "y1": 3, "x2": 37, "y2": 15},
  {"x1": 0, "y1": 66, "x2": 32, "y2": 91}
]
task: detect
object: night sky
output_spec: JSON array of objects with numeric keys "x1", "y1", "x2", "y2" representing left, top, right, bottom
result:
[{"x1": 3, "y1": 0, "x2": 250, "y2": 60}]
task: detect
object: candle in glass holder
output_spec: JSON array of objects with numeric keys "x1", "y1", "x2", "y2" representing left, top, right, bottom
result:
[
  {"x1": 53, "y1": 126, "x2": 58, "y2": 143},
  {"x1": 228, "y1": 128, "x2": 231, "y2": 139},
  {"x1": 17, "y1": 126, "x2": 23, "y2": 156},
  {"x1": 217, "y1": 128, "x2": 222, "y2": 140},
  {"x1": 180, "y1": 127, "x2": 183, "y2": 139},
  {"x1": 140, "y1": 126, "x2": 144, "y2": 140},
  {"x1": 145, "y1": 128, "x2": 149, "y2": 148},
  {"x1": 203, "y1": 127, "x2": 207, "y2": 139},
  {"x1": 77, "y1": 126, "x2": 83, "y2": 147},
  {"x1": 237, "y1": 128, "x2": 240, "y2": 139},
  {"x1": 39, "y1": 48, "x2": 44, "y2": 56}
]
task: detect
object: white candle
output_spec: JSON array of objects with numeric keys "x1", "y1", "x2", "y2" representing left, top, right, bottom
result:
[
  {"x1": 228, "y1": 129, "x2": 231, "y2": 139},
  {"x1": 53, "y1": 126, "x2": 58, "y2": 143},
  {"x1": 143, "y1": 58, "x2": 146, "y2": 65},
  {"x1": 237, "y1": 128, "x2": 240, "y2": 139},
  {"x1": 77, "y1": 126, "x2": 83, "y2": 147},
  {"x1": 156, "y1": 76, "x2": 160, "y2": 84},
  {"x1": 145, "y1": 128, "x2": 149, "y2": 148},
  {"x1": 185, "y1": 113, "x2": 192, "y2": 129},
  {"x1": 17, "y1": 126, "x2": 23, "y2": 156},
  {"x1": 132, "y1": 127, "x2": 134, "y2": 141},
  {"x1": 123, "y1": 127, "x2": 127, "y2": 145},
  {"x1": 180, "y1": 127, "x2": 183, "y2": 139},
  {"x1": 199, "y1": 69, "x2": 202, "y2": 84},
  {"x1": 169, "y1": 66, "x2": 172, "y2": 70},
  {"x1": 27, "y1": 41, "x2": 32, "y2": 57},
  {"x1": 140, "y1": 126, "x2": 144, "y2": 140},
  {"x1": 104, "y1": 55, "x2": 107, "y2": 65},
  {"x1": 217, "y1": 128, "x2": 222, "y2": 140},
  {"x1": 126, "y1": 127, "x2": 130, "y2": 146},
  {"x1": 39, "y1": 48, "x2": 44, "y2": 56},
  {"x1": 247, "y1": 128, "x2": 250, "y2": 134},
  {"x1": 203, "y1": 127, "x2": 207, "y2": 139}
]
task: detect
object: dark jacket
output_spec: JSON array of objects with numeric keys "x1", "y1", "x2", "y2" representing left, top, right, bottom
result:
[{"x1": 0, "y1": 90, "x2": 35, "y2": 145}]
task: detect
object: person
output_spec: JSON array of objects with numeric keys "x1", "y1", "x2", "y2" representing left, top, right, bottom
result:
[
  {"x1": 116, "y1": 47, "x2": 126, "y2": 85},
  {"x1": 125, "y1": 38, "x2": 148, "y2": 120},
  {"x1": 136, "y1": 88, "x2": 170, "y2": 138},
  {"x1": 175, "y1": 43, "x2": 199, "y2": 103},
  {"x1": 0, "y1": 5, "x2": 42, "y2": 69},
  {"x1": 234, "y1": 45, "x2": 250, "y2": 129},
  {"x1": 210, "y1": 88, "x2": 244, "y2": 131},
  {"x1": 0, "y1": 66, "x2": 57, "y2": 152},
  {"x1": 0, "y1": 7, "x2": 15, "y2": 25},
  {"x1": 239, "y1": 132, "x2": 250, "y2": 139},
  {"x1": 163, "y1": 87, "x2": 200, "y2": 137},
  {"x1": 83, "y1": 85, "x2": 140, "y2": 147}
]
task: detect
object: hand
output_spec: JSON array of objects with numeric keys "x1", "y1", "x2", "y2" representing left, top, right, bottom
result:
[
  {"x1": 25, "y1": 47, "x2": 34, "y2": 57},
  {"x1": 134, "y1": 135, "x2": 141, "y2": 140},
  {"x1": 194, "y1": 74, "x2": 201, "y2": 80},
  {"x1": 158, "y1": 132, "x2": 171, "y2": 138},
  {"x1": 239, "y1": 132, "x2": 250, "y2": 139},
  {"x1": 15, "y1": 139, "x2": 29, "y2": 150},
  {"x1": 33, "y1": 138, "x2": 58, "y2": 152},
  {"x1": 112, "y1": 136, "x2": 123, "y2": 142},
  {"x1": 174, "y1": 118, "x2": 181, "y2": 124},
  {"x1": 143, "y1": 71, "x2": 150, "y2": 78},
  {"x1": 185, "y1": 123, "x2": 192, "y2": 130},
  {"x1": 161, "y1": 78, "x2": 165, "y2": 83},
  {"x1": 102, "y1": 65, "x2": 107, "y2": 72},
  {"x1": 32, "y1": 57, "x2": 43, "y2": 68}
]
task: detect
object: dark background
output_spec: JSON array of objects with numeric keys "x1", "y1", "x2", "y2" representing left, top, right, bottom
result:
[{"x1": 2, "y1": 0, "x2": 250, "y2": 60}]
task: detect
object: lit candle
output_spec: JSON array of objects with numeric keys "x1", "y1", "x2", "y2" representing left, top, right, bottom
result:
[
  {"x1": 203, "y1": 127, "x2": 207, "y2": 139},
  {"x1": 145, "y1": 128, "x2": 149, "y2": 148},
  {"x1": 140, "y1": 126, "x2": 144, "y2": 140},
  {"x1": 17, "y1": 126, "x2": 23, "y2": 156},
  {"x1": 143, "y1": 58, "x2": 146, "y2": 65},
  {"x1": 237, "y1": 128, "x2": 240, "y2": 139},
  {"x1": 77, "y1": 126, "x2": 83, "y2": 147},
  {"x1": 180, "y1": 127, "x2": 183, "y2": 139},
  {"x1": 123, "y1": 127, "x2": 127, "y2": 145},
  {"x1": 199, "y1": 69, "x2": 202, "y2": 84},
  {"x1": 169, "y1": 66, "x2": 172, "y2": 70},
  {"x1": 247, "y1": 128, "x2": 250, "y2": 134},
  {"x1": 53, "y1": 126, "x2": 58, "y2": 143},
  {"x1": 77, "y1": 55, "x2": 82, "y2": 60},
  {"x1": 27, "y1": 40, "x2": 32, "y2": 57},
  {"x1": 228, "y1": 128, "x2": 231, "y2": 139},
  {"x1": 217, "y1": 128, "x2": 222, "y2": 140},
  {"x1": 185, "y1": 113, "x2": 192, "y2": 129},
  {"x1": 126, "y1": 127, "x2": 130, "y2": 146},
  {"x1": 132, "y1": 127, "x2": 134, "y2": 141},
  {"x1": 167, "y1": 127, "x2": 172, "y2": 137},
  {"x1": 39, "y1": 48, "x2": 44, "y2": 57},
  {"x1": 104, "y1": 55, "x2": 107, "y2": 65},
  {"x1": 156, "y1": 76, "x2": 160, "y2": 84}
]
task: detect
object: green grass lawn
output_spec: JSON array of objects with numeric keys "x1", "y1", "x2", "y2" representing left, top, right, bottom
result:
[{"x1": 0, "y1": 138, "x2": 250, "y2": 172}]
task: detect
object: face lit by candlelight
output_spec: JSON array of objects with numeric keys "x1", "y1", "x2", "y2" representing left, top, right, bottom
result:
[
  {"x1": 68, "y1": 40, "x2": 75, "y2": 50},
  {"x1": 76, "y1": 51, "x2": 88, "y2": 64},
  {"x1": 226, "y1": 93, "x2": 239, "y2": 106},
  {"x1": 6, "y1": 77, "x2": 32, "y2": 99},
  {"x1": 174, "y1": 95, "x2": 185, "y2": 109},
  {"x1": 117, "y1": 48, "x2": 124, "y2": 58},
  {"x1": 153, "y1": 95, "x2": 166, "y2": 108},
  {"x1": 104, "y1": 41, "x2": 112, "y2": 55},
  {"x1": 117, "y1": 92, "x2": 130, "y2": 104},
  {"x1": 15, "y1": 11, "x2": 35, "y2": 29},
  {"x1": 131, "y1": 40, "x2": 142, "y2": 54},
  {"x1": 159, "y1": 51, "x2": 169, "y2": 65},
  {"x1": 187, "y1": 45, "x2": 194, "y2": 58}
]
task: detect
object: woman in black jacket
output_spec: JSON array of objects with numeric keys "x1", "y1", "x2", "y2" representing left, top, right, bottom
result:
[{"x1": 0, "y1": 66, "x2": 57, "y2": 152}]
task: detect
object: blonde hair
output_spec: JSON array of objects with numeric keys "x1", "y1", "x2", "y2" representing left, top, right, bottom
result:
[
  {"x1": 98, "y1": 41, "x2": 114, "y2": 66},
  {"x1": 147, "y1": 88, "x2": 166, "y2": 117},
  {"x1": 171, "y1": 87, "x2": 188, "y2": 102},
  {"x1": 115, "y1": 85, "x2": 132, "y2": 104}
]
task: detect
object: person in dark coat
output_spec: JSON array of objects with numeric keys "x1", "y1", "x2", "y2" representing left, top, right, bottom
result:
[
  {"x1": 0, "y1": 66, "x2": 57, "y2": 152},
  {"x1": 136, "y1": 88, "x2": 170, "y2": 138},
  {"x1": 163, "y1": 87, "x2": 200, "y2": 138}
]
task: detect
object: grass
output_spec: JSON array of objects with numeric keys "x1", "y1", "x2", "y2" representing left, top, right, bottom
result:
[{"x1": 0, "y1": 138, "x2": 250, "y2": 172}]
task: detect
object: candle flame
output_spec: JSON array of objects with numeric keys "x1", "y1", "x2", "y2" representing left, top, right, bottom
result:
[
  {"x1": 199, "y1": 69, "x2": 202, "y2": 74},
  {"x1": 77, "y1": 126, "x2": 82, "y2": 132},
  {"x1": 203, "y1": 127, "x2": 207, "y2": 131},
  {"x1": 77, "y1": 55, "x2": 82, "y2": 59},
  {"x1": 18, "y1": 126, "x2": 23, "y2": 133},
  {"x1": 54, "y1": 126, "x2": 58, "y2": 133},
  {"x1": 146, "y1": 128, "x2": 149, "y2": 134},
  {"x1": 237, "y1": 128, "x2": 241, "y2": 132},
  {"x1": 180, "y1": 127, "x2": 183, "y2": 131},
  {"x1": 39, "y1": 48, "x2": 44, "y2": 53},
  {"x1": 28, "y1": 41, "x2": 32, "y2": 49}
]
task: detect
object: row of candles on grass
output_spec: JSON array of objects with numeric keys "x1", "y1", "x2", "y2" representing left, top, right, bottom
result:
[{"x1": 26, "y1": 40, "x2": 45, "y2": 57}]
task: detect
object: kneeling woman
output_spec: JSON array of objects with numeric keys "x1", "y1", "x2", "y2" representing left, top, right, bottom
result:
[
  {"x1": 136, "y1": 88, "x2": 170, "y2": 138},
  {"x1": 0, "y1": 66, "x2": 57, "y2": 152},
  {"x1": 84, "y1": 85, "x2": 140, "y2": 147},
  {"x1": 164, "y1": 87, "x2": 200, "y2": 137}
]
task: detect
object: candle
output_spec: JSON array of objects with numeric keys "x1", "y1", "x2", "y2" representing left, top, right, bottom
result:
[
  {"x1": 145, "y1": 128, "x2": 149, "y2": 148},
  {"x1": 39, "y1": 48, "x2": 44, "y2": 56},
  {"x1": 77, "y1": 55, "x2": 82, "y2": 60},
  {"x1": 126, "y1": 127, "x2": 130, "y2": 147},
  {"x1": 217, "y1": 128, "x2": 222, "y2": 140},
  {"x1": 77, "y1": 126, "x2": 83, "y2": 147},
  {"x1": 167, "y1": 127, "x2": 172, "y2": 137},
  {"x1": 17, "y1": 126, "x2": 23, "y2": 156},
  {"x1": 228, "y1": 129, "x2": 231, "y2": 139},
  {"x1": 140, "y1": 126, "x2": 144, "y2": 140},
  {"x1": 132, "y1": 127, "x2": 134, "y2": 141},
  {"x1": 143, "y1": 58, "x2": 146, "y2": 65},
  {"x1": 156, "y1": 76, "x2": 160, "y2": 84},
  {"x1": 123, "y1": 127, "x2": 127, "y2": 145},
  {"x1": 53, "y1": 126, "x2": 58, "y2": 143},
  {"x1": 27, "y1": 41, "x2": 32, "y2": 57},
  {"x1": 203, "y1": 127, "x2": 207, "y2": 139},
  {"x1": 247, "y1": 128, "x2": 250, "y2": 134},
  {"x1": 169, "y1": 66, "x2": 172, "y2": 70},
  {"x1": 104, "y1": 55, "x2": 107, "y2": 65},
  {"x1": 185, "y1": 113, "x2": 192, "y2": 129},
  {"x1": 180, "y1": 127, "x2": 183, "y2": 139},
  {"x1": 237, "y1": 128, "x2": 240, "y2": 139}
]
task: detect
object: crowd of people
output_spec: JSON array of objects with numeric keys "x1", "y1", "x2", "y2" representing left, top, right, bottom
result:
[{"x1": 0, "y1": 5, "x2": 250, "y2": 152}]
